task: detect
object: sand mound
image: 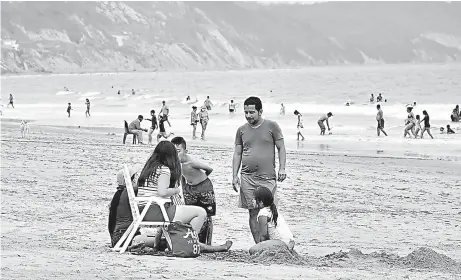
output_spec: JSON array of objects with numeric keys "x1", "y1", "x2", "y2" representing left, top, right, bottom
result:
[{"x1": 401, "y1": 247, "x2": 461, "y2": 273}]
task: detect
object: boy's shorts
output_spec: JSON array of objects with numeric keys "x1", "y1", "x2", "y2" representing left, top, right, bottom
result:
[
  {"x1": 238, "y1": 174, "x2": 277, "y2": 210},
  {"x1": 183, "y1": 178, "x2": 216, "y2": 216},
  {"x1": 318, "y1": 120, "x2": 325, "y2": 131}
]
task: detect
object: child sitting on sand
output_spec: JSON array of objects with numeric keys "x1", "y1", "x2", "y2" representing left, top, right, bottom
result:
[{"x1": 249, "y1": 187, "x2": 294, "y2": 255}]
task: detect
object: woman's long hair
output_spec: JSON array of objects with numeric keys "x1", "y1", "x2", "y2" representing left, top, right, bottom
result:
[
  {"x1": 138, "y1": 141, "x2": 182, "y2": 189},
  {"x1": 254, "y1": 186, "x2": 279, "y2": 227},
  {"x1": 108, "y1": 189, "x2": 123, "y2": 237}
]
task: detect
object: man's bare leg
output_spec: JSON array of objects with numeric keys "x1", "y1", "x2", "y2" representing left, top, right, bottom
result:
[
  {"x1": 200, "y1": 240, "x2": 233, "y2": 253},
  {"x1": 249, "y1": 209, "x2": 260, "y2": 243}
]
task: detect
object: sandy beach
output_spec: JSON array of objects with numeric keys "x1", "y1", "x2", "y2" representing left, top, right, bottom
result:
[{"x1": 1, "y1": 120, "x2": 460, "y2": 279}]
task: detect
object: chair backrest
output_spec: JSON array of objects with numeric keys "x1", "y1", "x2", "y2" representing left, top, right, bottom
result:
[
  {"x1": 124, "y1": 121, "x2": 129, "y2": 133},
  {"x1": 123, "y1": 164, "x2": 140, "y2": 220}
]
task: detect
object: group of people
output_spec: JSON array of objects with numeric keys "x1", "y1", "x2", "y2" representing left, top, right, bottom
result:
[
  {"x1": 66, "y1": 99, "x2": 91, "y2": 118},
  {"x1": 109, "y1": 96, "x2": 294, "y2": 255}
]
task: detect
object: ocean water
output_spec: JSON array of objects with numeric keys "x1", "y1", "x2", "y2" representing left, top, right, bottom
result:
[{"x1": 1, "y1": 64, "x2": 461, "y2": 159}]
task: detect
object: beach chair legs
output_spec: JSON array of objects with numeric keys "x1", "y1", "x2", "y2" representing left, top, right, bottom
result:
[
  {"x1": 120, "y1": 201, "x2": 152, "y2": 253},
  {"x1": 112, "y1": 222, "x2": 135, "y2": 252},
  {"x1": 123, "y1": 133, "x2": 138, "y2": 144}
]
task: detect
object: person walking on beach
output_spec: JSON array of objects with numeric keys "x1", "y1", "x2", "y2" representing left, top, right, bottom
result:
[
  {"x1": 318, "y1": 112, "x2": 333, "y2": 135},
  {"x1": 7, "y1": 94, "x2": 14, "y2": 108},
  {"x1": 404, "y1": 107, "x2": 416, "y2": 138},
  {"x1": 414, "y1": 115, "x2": 422, "y2": 138},
  {"x1": 190, "y1": 106, "x2": 199, "y2": 139},
  {"x1": 67, "y1": 103, "x2": 72, "y2": 117},
  {"x1": 280, "y1": 103, "x2": 285, "y2": 115},
  {"x1": 171, "y1": 136, "x2": 216, "y2": 245},
  {"x1": 159, "y1": 101, "x2": 171, "y2": 127},
  {"x1": 293, "y1": 110, "x2": 305, "y2": 141},
  {"x1": 146, "y1": 110, "x2": 158, "y2": 144},
  {"x1": 129, "y1": 115, "x2": 148, "y2": 144},
  {"x1": 198, "y1": 106, "x2": 209, "y2": 140},
  {"x1": 232, "y1": 96, "x2": 287, "y2": 243},
  {"x1": 376, "y1": 104, "x2": 387, "y2": 136},
  {"x1": 229, "y1": 100, "x2": 236, "y2": 114},
  {"x1": 157, "y1": 116, "x2": 174, "y2": 142},
  {"x1": 85, "y1": 99, "x2": 91, "y2": 117},
  {"x1": 204, "y1": 96, "x2": 213, "y2": 111},
  {"x1": 420, "y1": 110, "x2": 434, "y2": 139}
]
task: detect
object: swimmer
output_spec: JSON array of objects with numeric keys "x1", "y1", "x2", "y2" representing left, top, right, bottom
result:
[
  {"x1": 280, "y1": 103, "x2": 285, "y2": 115},
  {"x1": 293, "y1": 110, "x2": 305, "y2": 141},
  {"x1": 118, "y1": 90, "x2": 121, "y2": 95},
  {"x1": 420, "y1": 110, "x2": 434, "y2": 139},
  {"x1": 447, "y1": 125, "x2": 455, "y2": 134},
  {"x1": 370, "y1": 94, "x2": 374, "y2": 102},
  {"x1": 318, "y1": 112, "x2": 333, "y2": 135},
  {"x1": 377, "y1": 93, "x2": 383, "y2": 102},
  {"x1": 404, "y1": 107, "x2": 416, "y2": 138},
  {"x1": 414, "y1": 115, "x2": 421, "y2": 138},
  {"x1": 186, "y1": 95, "x2": 190, "y2": 101},
  {"x1": 376, "y1": 104, "x2": 387, "y2": 136},
  {"x1": 132, "y1": 89, "x2": 135, "y2": 95},
  {"x1": 229, "y1": 100, "x2": 236, "y2": 114},
  {"x1": 67, "y1": 102, "x2": 72, "y2": 117},
  {"x1": 204, "y1": 96, "x2": 213, "y2": 111},
  {"x1": 85, "y1": 98, "x2": 91, "y2": 117},
  {"x1": 249, "y1": 187, "x2": 294, "y2": 255}
]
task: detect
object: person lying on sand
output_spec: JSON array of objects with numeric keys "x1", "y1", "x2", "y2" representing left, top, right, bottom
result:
[
  {"x1": 171, "y1": 136, "x2": 216, "y2": 245},
  {"x1": 108, "y1": 143, "x2": 232, "y2": 253},
  {"x1": 249, "y1": 187, "x2": 294, "y2": 255}
]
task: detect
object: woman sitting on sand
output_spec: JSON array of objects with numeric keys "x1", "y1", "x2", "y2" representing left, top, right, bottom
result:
[
  {"x1": 249, "y1": 187, "x2": 295, "y2": 255},
  {"x1": 404, "y1": 107, "x2": 416, "y2": 138},
  {"x1": 108, "y1": 141, "x2": 232, "y2": 252}
]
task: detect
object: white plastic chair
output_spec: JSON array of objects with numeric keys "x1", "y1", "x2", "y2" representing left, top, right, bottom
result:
[{"x1": 112, "y1": 164, "x2": 171, "y2": 253}]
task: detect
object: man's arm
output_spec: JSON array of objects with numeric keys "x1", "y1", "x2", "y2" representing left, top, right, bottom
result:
[
  {"x1": 257, "y1": 216, "x2": 269, "y2": 243},
  {"x1": 233, "y1": 144, "x2": 243, "y2": 178},
  {"x1": 326, "y1": 119, "x2": 330, "y2": 130},
  {"x1": 191, "y1": 160, "x2": 213, "y2": 176},
  {"x1": 275, "y1": 139, "x2": 286, "y2": 179}
]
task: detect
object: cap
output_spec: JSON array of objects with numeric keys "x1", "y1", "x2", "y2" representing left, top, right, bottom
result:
[{"x1": 116, "y1": 166, "x2": 138, "y2": 187}]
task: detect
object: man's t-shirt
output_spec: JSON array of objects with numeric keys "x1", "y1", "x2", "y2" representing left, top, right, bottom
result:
[
  {"x1": 235, "y1": 119, "x2": 283, "y2": 180},
  {"x1": 129, "y1": 119, "x2": 141, "y2": 130}
]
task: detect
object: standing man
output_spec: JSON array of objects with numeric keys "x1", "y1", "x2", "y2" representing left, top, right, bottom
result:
[
  {"x1": 232, "y1": 96, "x2": 287, "y2": 243},
  {"x1": 159, "y1": 100, "x2": 171, "y2": 127},
  {"x1": 146, "y1": 109, "x2": 158, "y2": 144},
  {"x1": 198, "y1": 106, "x2": 209, "y2": 140},
  {"x1": 7, "y1": 94, "x2": 14, "y2": 108},
  {"x1": 85, "y1": 98, "x2": 91, "y2": 117},
  {"x1": 190, "y1": 106, "x2": 199, "y2": 139},
  {"x1": 128, "y1": 115, "x2": 147, "y2": 144},
  {"x1": 376, "y1": 104, "x2": 387, "y2": 136},
  {"x1": 204, "y1": 96, "x2": 213, "y2": 111}
]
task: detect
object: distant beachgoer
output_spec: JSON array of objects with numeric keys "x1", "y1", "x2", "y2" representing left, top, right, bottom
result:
[
  {"x1": 157, "y1": 116, "x2": 174, "y2": 142},
  {"x1": 146, "y1": 110, "x2": 158, "y2": 144},
  {"x1": 159, "y1": 101, "x2": 171, "y2": 127},
  {"x1": 129, "y1": 115, "x2": 148, "y2": 144},
  {"x1": 85, "y1": 99, "x2": 91, "y2": 117},
  {"x1": 186, "y1": 96, "x2": 190, "y2": 101},
  {"x1": 414, "y1": 115, "x2": 422, "y2": 138},
  {"x1": 64, "y1": 87, "x2": 69, "y2": 91},
  {"x1": 404, "y1": 107, "x2": 416, "y2": 138},
  {"x1": 7, "y1": 94, "x2": 14, "y2": 108},
  {"x1": 67, "y1": 103, "x2": 72, "y2": 117},
  {"x1": 171, "y1": 136, "x2": 216, "y2": 245},
  {"x1": 451, "y1": 105, "x2": 460, "y2": 122},
  {"x1": 318, "y1": 112, "x2": 333, "y2": 135},
  {"x1": 249, "y1": 187, "x2": 294, "y2": 255},
  {"x1": 447, "y1": 125, "x2": 455, "y2": 134},
  {"x1": 190, "y1": 106, "x2": 199, "y2": 139},
  {"x1": 198, "y1": 106, "x2": 209, "y2": 140},
  {"x1": 293, "y1": 110, "x2": 305, "y2": 141},
  {"x1": 229, "y1": 100, "x2": 236, "y2": 114},
  {"x1": 280, "y1": 103, "x2": 285, "y2": 115},
  {"x1": 377, "y1": 93, "x2": 383, "y2": 102},
  {"x1": 376, "y1": 104, "x2": 387, "y2": 136},
  {"x1": 232, "y1": 96, "x2": 286, "y2": 243},
  {"x1": 132, "y1": 89, "x2": 135, "y2": 95},
  {"x1": 420, "y1": 110, "x2": 434, "y2": 139},
  {"x1": 370, "y1": 94, "x2": 374, "y2": 102},
  {"x1": 204, "y1": 96, "x2": 213, "y2": 111},
  {"x1": 118, "y1": 90, "x2": 121, "y2": 95},
  {"x1": 345, "y1": 102, "x2": 350, "y2": 106}
]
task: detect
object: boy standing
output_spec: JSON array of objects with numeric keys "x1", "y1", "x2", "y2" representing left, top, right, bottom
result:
[
  {"x1": 146, "y1": 110, "x2": 158, "y2": 144},
  {"x1": 190, "y1": 106, "x2": 199, "y2": 139},
  {"x1": 67, "y1": 103, "x2": 72, "y2": 117},
  {"x1": 171, "y1": 136, "x2": 216, "y2": 245},
  {"x1": 157, "y1": 116, "x2": 174, "y2": 142}
]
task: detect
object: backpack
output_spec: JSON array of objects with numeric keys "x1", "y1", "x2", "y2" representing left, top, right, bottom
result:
[{"x1": 162, "y1": 222, "x2": 200, "y2": 258}]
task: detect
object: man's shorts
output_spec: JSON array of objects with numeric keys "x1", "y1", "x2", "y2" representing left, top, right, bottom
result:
[
  {"x1": 377, "y1": 119, "x2": 385, "y2": 129},
  {"x1": 318, "y1": 120, "x2": 325, "y2": 131},
  {"x1": 206, "y1": 106, "x2": 212, "y2": 111},
  {"x1": 183, "y1": 178, "x2": 216, "y2": 216},
  {"x1": 239, "y1": 174, "x2": 277, "y2": 210}
]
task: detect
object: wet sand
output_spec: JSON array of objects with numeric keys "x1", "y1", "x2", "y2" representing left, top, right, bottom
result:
[{"x1": 1, "y1": 121, "x2": 460, "y2": 279}]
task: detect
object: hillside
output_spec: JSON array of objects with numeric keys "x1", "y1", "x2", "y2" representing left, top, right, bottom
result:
[{"x1": 1, "y1": 1, "x2": 461, "y2": 74}]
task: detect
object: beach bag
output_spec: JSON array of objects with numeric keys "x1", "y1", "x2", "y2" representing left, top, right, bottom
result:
[{"x1": 162, "y1": 221, "x2": 200, "y2": 258}]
